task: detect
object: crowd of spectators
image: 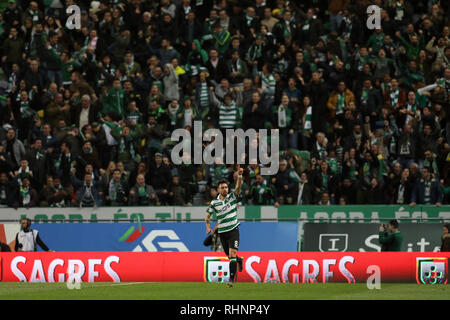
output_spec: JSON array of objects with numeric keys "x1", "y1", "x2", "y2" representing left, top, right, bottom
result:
[{"x1": 0, "y1": 0, "x2": 449, "y2": 208}]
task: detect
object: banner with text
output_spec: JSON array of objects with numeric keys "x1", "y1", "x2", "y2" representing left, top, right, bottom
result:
[
  {"x1": 30, "y1": 222, "x2": 298, "y2": 252},
  {"x1": 1, "y1": 205, "x2": 450, "y2": 223},
  {"x1": 302, "y1": 223, "x2": 444, "y2": 252},
  {"x1": 0, "y1": 252, "x2": 448, "y2": 284}
]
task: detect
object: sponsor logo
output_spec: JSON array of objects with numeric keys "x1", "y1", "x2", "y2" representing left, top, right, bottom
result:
[
  {"x1": 204, "y1": 257, "x2": 230, "y2": 283},
  {"x1": 319, "y1": 234, "x2": 348, "y2": 252},
  {"x1": 10, "y1": 256, "x2": 120, "y2": 283},
  {"x1": 133, "y1": 230, "x2": 189, "y2": 252},
  {"x1": 416, "y1": 257, "x2": 448, "y2": 284}
]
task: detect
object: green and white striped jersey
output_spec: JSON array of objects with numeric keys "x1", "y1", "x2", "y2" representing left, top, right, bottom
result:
[
  {"x1": 218, "y1": 102, "x2": 238, "y2": 129},
  {"x1": 207, "y1": 191, "x2": 240, "y2": 233}
]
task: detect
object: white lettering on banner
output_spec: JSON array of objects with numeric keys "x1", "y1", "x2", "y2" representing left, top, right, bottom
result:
[
  {"x1": 30, "y1": 260, "x2": 46, "y2": 282},
  {"x1": 67, "y1": 260, "x2": 85, "y2": 284},
  {"x1": 246, "y1": 256, "x2": 262, "y2": 282},
  {"x1": 11, "y1": 256, "x2": 27, "y2": 282},
  {"x1": 339, "y1": 256, "x2": 356, "y2": 283},
  {"x1": 10, "y1": 256, "x2": 120, "y2": 283},
  {"x1": 48, "y1": 259, "x2": 64, "y2": 282},
  {"x1": 302, "y1": 260, "x2": 320, "y2": 283},
  {"x1": 349, "y1": 212, "x2": 364, "y2": 223},
  {"x1": 88, "y1": 259, "x2": 102, "y2": 282},
  {"x1": 331, "y1": 212, "x2": 346, "y2": 223},
  {"x1": 105, "y1": 256, "x2": 121, "y2": 282},
  {"x1": 439, "y1": 212, "x2": 450, "y2": 222},
  {"x1": 359, "y1": 234, "x2": 382, "y2": 252},
  {"x1": 319, "y1": 234, "x2": 348, "y2": 252},
  {"x1": 322, "y1": 259, "x2": 337, "y2": 283},
  {"x1": 138, "y1": 230, "x2": 189, "y2": 252},
  {"x1": 314, "y1": 212, "x2": 329, "y2": 222},
  {"x1": 417, "y1": 238, "x2": 430, "y2": 252},
  {"x1": 370, "y1": 211, "x2": 380, "y2": 224},
  {"x1": 245, "y1": 256, "x2": 356, "y2": 283},
  {"x1": 412, "y1": 211, "x2": 425, "y2": 223},
  {"x1": 264, "y1": 260, "x2": 281, "y2": 283},
  {"x1": 282, "y1": 259, "x2": 298, "y2": 283},
  {"x1": 396, "y1": 211, "x2": 410, "y2": 221},
  {"x1": 366, "y1": 265, "x2": 381, "y2": 289}
]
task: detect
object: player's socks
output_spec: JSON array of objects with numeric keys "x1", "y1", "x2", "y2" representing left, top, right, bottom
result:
[
  {"x1": 237, "y1": 256, "x2": 243, "y2": 272},
  {"x1": 229, "y1": 257, "x2": 238, "y2": 283}
]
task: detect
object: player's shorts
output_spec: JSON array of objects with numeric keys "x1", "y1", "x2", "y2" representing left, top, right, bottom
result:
[{"x1": 218, "y1": 226, "x2": 240, "y2": 256}]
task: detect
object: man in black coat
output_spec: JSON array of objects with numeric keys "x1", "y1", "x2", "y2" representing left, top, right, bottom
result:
[
  {"x1": 305, "y1": 71, "x2": 328, "y2": 134},
  {"x1": 243, "y1": 91, "x2": 266, "y2": 130},
  {"x1": 205, "y1": 49, "x2": 228, "y2": 85},
  {"x1": 356, "y1": 79, "x2": 382, "y2": 118},
  {"x1": 146, "y1": 153, "x2": 172, "y2": 205}
]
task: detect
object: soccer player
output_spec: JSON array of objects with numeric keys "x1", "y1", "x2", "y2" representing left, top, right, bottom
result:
[{"x1": 205, "y1": 165, "x2": 244, "y2": 287}]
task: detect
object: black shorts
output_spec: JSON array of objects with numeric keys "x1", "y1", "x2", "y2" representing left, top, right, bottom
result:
[{"x1": 219, "y1": 226, "x2": 240, "y2": 256}]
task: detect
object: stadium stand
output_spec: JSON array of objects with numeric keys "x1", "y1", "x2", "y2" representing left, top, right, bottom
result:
[{"x1": 0, "y1": 0, "x2": 448, "y2": 209}]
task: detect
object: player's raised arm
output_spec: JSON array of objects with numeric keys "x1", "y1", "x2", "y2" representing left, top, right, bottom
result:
[
  {"x1": 234, "y1": 165, "x2": 244, "y2": 195},
  {"x1": 205, "y1": 212, "x2": 212, "y2": 234}
]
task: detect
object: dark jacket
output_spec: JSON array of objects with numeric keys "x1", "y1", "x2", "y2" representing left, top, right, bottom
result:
[
  {"x1": 297, "y1": 182, "x2": 314, "y2": 205},
  {"x1": 0, "y1": 242, "x2": 11, "y2": 252},
  {"x1": 441, "y1": 234, "x2": 450, "y2": 252},
  {"x1": 71, "y1": 102, "x2": 101, "y2": 128},
  {"x1": 392, "y1": 179, "x2": 413, "y2": 204},
  {"x1": 146, "y1": 163, "x2": 172, "y2": 190},
  {"x1": 243, "y1": 100, "x2": 266, "y2": 130},
  {"x1": 205, "y1": 58, "x2": 228, "y2": 84},
  {"x1": 411, "y1": 178, "x2": 442, "y2": 204},
  {"x1": 379, "y1": 230, "x2": 403, "y2": 251}
]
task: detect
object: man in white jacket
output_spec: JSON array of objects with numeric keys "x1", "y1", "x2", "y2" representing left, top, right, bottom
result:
[{"x1": 14, "y1": 218, "x2": 53, "y2": 252}]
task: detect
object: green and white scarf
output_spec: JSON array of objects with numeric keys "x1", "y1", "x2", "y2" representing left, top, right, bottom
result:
[
  {"x1": 337, "y1": 93, "x2": 345, "y2": 114},
  {"x1": 119, "y1": 136, "x2": 135, "y2": 159},
  {"x1": 283, "y1": 22, "x2": 291, "y2": 38},
  {"x1": 328, "y1": 158, "x2": 338, "y2": 175},
  {"x1": 245, "y1": 15, "x2": 254, "y2": 26},
  {"x1": 248, "y1": 44, "x2": 262, "y2": 61},
  {"x1": 395, "y1": 2, "x2": 404, "y2": 21},
  {"x1": 20, "y1": 186, "x2": 31, "y2": 205},
  {"x1": 424, "y1": 180, "x2": 431, "y2": 203},
  {"x1": 390, "y1": 88, "x2": 399, "y2": 108},
  {"x1": 304, "y1": 106, "x2": 312, "y2": 130},
  {"x1": 20, "y1": 101, "x2": 36, "y2": 119},
  {"x1": 361, "y1": 88, "x2": 369, "y2": 103},
  {"x1": 278, "y1": 104, "x2": 287, "y2": 128},
  {"x1": 302, "y1": 19, "x2": 310, "y2": 32}
]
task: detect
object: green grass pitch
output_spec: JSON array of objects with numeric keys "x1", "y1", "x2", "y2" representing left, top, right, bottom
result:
[{"x1": 0, "y1": 283, "x2": 448, "y2": 300}]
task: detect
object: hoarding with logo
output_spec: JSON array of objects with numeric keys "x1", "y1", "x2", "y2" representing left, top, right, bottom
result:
[
  {"x1": 30, "y1": 222, "x2": 299, "y2": 252},
  {"x1": 0, "y1": 252, "x2": 448, "y2": 283},
  {"x1": 302, "y1": 223, "x2": 444, "y2": 252},
  {"x1": 1, "y1": 205, "x2": 449, "y2": 223}
]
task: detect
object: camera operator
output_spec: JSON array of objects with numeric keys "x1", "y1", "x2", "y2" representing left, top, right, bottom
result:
[
  {"x1": 379, "y1": 219, "x2": 403, "y2": 251},
  {"x1": 441, "y1": 223, "x2": 450, "y2": 252},
  {"x1": 14, "y1": 218, "x2": 53, "y2": 252}
]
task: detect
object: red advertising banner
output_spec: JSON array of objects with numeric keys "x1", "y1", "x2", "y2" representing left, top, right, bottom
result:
[{"x1": 0, "y1": 252, "x2": 448, "y2": 284}]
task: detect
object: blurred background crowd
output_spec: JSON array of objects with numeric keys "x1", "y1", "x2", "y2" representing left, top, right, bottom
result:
[{"x1": 0, "y1": 0, "x2": 448, "y2": 208}]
